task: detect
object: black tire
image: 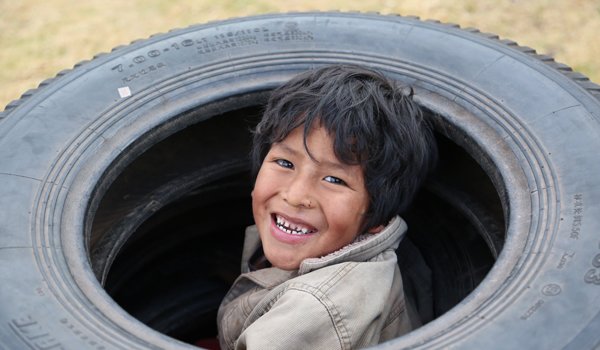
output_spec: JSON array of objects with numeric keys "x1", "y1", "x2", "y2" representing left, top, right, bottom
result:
[{"x1": 1, "y1": 12, "x2": 600, "y2": 349}]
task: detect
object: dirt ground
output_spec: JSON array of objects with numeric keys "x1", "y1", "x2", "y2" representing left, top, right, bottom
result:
[{"x1": 1, "y1": 0, "x2": 599, "y2": 109}]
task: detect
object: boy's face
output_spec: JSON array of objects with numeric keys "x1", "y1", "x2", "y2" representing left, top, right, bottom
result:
[{"x1": 252, "y1": 125, "x2": 373, "y2": 270}]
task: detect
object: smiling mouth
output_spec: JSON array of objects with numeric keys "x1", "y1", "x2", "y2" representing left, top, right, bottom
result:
[{"x1": 274, "y1": 214, "x2": 316, "y2": 235}]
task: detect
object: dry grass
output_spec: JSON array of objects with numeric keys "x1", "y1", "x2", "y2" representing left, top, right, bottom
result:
[{"x1": 1, "y1": 0, "x2": 599, "y2": 109}]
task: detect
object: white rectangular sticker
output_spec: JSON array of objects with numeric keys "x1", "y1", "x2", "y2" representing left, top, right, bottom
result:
[{"x1": 118, "y1": 86, "x2": 132, "y2": 98}]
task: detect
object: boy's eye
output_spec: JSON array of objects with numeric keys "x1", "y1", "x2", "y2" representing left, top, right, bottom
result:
[
  {"x1": 323, "y1": 176, "x2": 347, "y2": 186},
  {"x1": 275, "y1": 159, "x2": 294, "y2": 169}
]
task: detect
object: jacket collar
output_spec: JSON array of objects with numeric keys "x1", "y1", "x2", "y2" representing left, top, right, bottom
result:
[{"x1": 298, "y1": 216, "x2": 406, "y2": 274}]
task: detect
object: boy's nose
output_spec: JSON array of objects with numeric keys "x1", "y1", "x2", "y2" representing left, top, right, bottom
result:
[
  {"x1": 285, "y1": 196, "x2": 313, "y2": 208},
  {"x1": 283, "y1": 176, "x2": 314, "y2": 209}
]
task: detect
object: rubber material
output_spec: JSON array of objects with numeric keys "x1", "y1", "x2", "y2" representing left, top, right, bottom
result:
[{"x1": 1, "y1": 12, "x2": 600, "y2": 349}]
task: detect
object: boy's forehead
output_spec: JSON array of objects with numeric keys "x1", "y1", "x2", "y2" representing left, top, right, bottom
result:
[{"x1": 276, "y1": 125, "x2": 333, "y2": 157}]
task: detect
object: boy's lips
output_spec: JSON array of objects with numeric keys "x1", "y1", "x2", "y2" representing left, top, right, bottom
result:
[{"x1": 271, "y1": 213, "x2": 317, "y2": 235}]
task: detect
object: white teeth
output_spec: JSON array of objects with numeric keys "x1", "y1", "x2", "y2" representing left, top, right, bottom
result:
[{"x1": 275, "y1": 215, "x2": 313, "y2": 235}]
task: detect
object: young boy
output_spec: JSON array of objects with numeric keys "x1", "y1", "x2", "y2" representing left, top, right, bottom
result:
[{"x1": 217, "y1": 64, "x2": 436, "y2": 349}]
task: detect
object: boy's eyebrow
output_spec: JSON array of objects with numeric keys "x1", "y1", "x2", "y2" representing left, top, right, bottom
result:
[
  {"x1": 273, "y1": 141, "x2": 299, "y2": 156},
  {"x1": 274, "y1": 141, "x2": 353, "y2": 173}
]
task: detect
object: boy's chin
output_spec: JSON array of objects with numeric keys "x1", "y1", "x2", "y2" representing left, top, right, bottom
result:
[
  {"x1": 264, "y1": 251, "x2": 302, "y2": 271},
  {"x1": 273, "y1": 263, "x2": 299, "y2": 271}
]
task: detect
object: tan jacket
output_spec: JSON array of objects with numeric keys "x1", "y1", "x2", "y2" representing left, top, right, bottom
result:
[{"x1": 217, "y1": 216, "x2": 416, "y2": 350}]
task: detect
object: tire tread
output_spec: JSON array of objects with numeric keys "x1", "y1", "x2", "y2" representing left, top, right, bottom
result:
[
  {"x1": 2, "y1": 11, "x2": 599, "y2": 121},
  {"x1": 427, "y1": 16, "x2": 600, "y2": 102}
]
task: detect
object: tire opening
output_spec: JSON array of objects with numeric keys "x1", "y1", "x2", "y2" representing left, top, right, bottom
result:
[{"x1": 89, "y1": 95, "x2": 503, "y2": 344}]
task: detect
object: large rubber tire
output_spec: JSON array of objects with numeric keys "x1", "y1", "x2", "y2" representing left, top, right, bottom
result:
[{"x1": 1, "y1": 12, "x2": 600, "y2": 349}]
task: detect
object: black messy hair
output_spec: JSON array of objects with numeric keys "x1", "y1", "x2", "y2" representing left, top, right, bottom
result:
[{"x1": 251, "y1": 64, "x2": 437, "y2": 231}]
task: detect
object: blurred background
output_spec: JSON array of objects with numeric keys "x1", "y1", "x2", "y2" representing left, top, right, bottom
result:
[{"x1": 1, "y1": 0, "x2": 599, "y2": 109}]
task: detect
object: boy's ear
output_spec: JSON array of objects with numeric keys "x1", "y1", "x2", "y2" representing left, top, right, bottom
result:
[{"x1": 367, "y1": 225, "x2": 385, "y2": 234}]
